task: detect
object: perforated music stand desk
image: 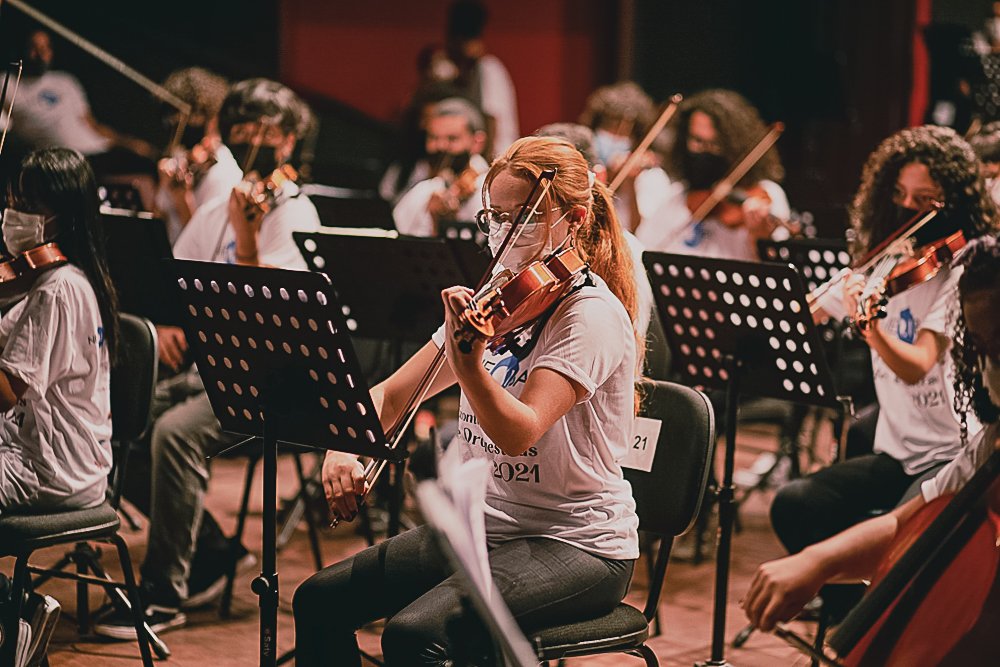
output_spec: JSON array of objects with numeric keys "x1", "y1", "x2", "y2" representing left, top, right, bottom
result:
[
  {"x1": 294, "y1": 230, "x2": 490, "y2": 345},
  {"x1": 642, "y1": 251, "x2": 839, "y2": 667},
  {"x1": 167, "y1": 260, "x2": 401, "y2": 667}
]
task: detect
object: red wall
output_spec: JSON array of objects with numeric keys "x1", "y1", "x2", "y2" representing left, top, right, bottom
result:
[{"x1": 279, "y1": 0, "x2": 617, "y2": 135}]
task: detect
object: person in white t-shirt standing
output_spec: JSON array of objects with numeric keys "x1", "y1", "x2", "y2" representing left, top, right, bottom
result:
[
  {"x1": 634, "y1": 89, "x2": 790, "y2": 261},
  {"x1": 393, "y1": 97, "x2": 490, "y2": 237},
  {"x1": 154, "y1": 67, "x2": 243, "y2": 244},
  {"x1": 771, "y1": 126, "x2": 997, "y2": 571},
  {"x1": 744, "y1": 235, "x2": 1000, "y2": 651},
  {"x1": 294, "y1": 136, "x2": 641, "y2": 665},
  {"x1": 95, "y1": 79, "x2": 321, "y2": 640},
  {"x1": 0, "y1": 148, "x2": 120, "y2": 516}
]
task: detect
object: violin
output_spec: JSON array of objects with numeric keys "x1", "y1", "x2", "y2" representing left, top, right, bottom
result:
[
  {"x1": 236, "y1": 163, "x2": 298, "y2": 218},
  {"x1": 686, "y1": 182, "x2": 774, "y2": 228},
  {"x1": 0, "y1": 242, "x2": 68, "y2": 304},
  {"x1": 161, "y1": 143, "x2": 218, "y2": 190},
  {"x1": 456, "y1": 244, "x2": 588, "y2": 353},
  {"x1": 428, "y1": 161, "x2": 483, "y2": 228}
]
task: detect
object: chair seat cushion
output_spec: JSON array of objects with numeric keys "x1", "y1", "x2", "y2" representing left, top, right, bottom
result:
[
  {"x1": 0, "y1": 502, "x2": 120, "y2": 555},
  {"x1": 532, "y1": 603, "x2": 650, "y2": 659}
]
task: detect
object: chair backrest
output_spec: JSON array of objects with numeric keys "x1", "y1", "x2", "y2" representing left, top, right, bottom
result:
[
  {"x1": 626, "y1": 379, "x2": 716, "y2": 538},
  {"x1": 110, "y1": 314, "x2": 158, "y2": 443},
  {"x1": 641, "y1": 310, "x2": 673, "y2": 382}
]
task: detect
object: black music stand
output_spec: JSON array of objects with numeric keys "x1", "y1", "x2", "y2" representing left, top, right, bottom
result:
[
  {"x1": 439, "y1": 220, "x2": 487, "y2": 249},
  {"x1": 294, "y1": 230, "x2": 488, "y2": 538},
  {"x1": 167, "y1": 260, "x2": 401, "y2": 667},
  {"x1": 643, "y1": 252, "x2": 839, "y2": 667},
  {"x1": 100, "y1": 209, "x2": 180, "y2": 325}
]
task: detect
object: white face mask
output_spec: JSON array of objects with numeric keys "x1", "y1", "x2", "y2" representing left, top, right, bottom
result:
[
  {"x1": 593, "y1": 129, "x2": 632, "y2": 167},
  {"x1": 984, "y1": 356, "x2": 1000, "y2": 407},
  {"x1": 2, "y1": 209, "x2": 50, "y2": 256},
  {"x1": 488, "y1": 208, "x2": 573, "y2": 273}
]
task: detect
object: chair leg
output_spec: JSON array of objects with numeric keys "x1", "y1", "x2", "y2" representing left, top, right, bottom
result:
[
  {"x1": 636, "y1": 644, "x2": 659, "y2": 667},
  {"x1": 110, "y1": 533, "x2": 157, "y2": 666},
  {"x1": 74, "y1": 543, "x2": 93, "y2": 633},
  {"x1": 812, "y1": 605, "x2": 830, "y2": 667},
  {"x1": 222, "y1": 454, "x2": 259, "y2": 617}
]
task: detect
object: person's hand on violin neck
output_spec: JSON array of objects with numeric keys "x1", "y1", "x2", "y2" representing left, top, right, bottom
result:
[
  {"x1": 441, "y1": 285, "x2": 485, "y2": 372},
  {"x1": 743, "y1": 194, "x2": 775, "y2": 240},
  {"x1": 427, "y1": 188, "x2": 462, "y2": 223},
  {"x1": 227, "y1": 186, "x2": 264, "y2": 265}
]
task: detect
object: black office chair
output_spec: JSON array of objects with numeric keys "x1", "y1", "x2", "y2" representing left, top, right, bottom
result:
[
  {"x1": 0, "y1": 313, "x2": 167, "y2": 665},
  {"x1": 531, "y1": 379, "x2": 716, "y2": 665}
]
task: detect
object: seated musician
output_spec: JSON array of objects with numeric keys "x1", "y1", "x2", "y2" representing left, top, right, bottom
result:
[
  {"x1": 0, "y1": 148, "x2": 119, "y2": 516},
  {"x1": 96, "y1": 78, "x2": 321, "y2": 639},
  {"x1": 154, "y1": 67, "x2": 242, "y2": 244},
  {"x1": 577, "y1": 80, "x2": 670, "y2": 233},
  {"x1": 770, "y1": 126, "x2": 996, "y2": 599},
  {"x1": 633, "y1": 88, "x2": 789, "y2": 260},
  {"x1": 392, "y1": 97, "x2": 490, "y2": 237},
  {"x1": 294, "y1": 136, "x2": 642, "y2": 666},
  {"x1": 744, "y1": 234, "x2": 1000, "y2": 641}
]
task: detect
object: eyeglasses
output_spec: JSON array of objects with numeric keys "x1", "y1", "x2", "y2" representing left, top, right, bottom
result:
[{"x1": 474, "y1": 206, "x2": 562, "y2": 234}]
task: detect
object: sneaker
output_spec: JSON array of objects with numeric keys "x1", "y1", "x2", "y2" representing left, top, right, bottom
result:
[
  {"x1": 24, "y1": 592, "x2": 60, "y2": 666},
  {"x1": 181, "y1": 545, "x2": 257, "y2": 610},
  {"x1": 93, "y1": 602, "x2": 186, "y2": 641}
]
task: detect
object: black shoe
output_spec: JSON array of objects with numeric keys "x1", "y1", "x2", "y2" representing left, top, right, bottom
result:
[
  {"x1": 93, "y1": 602, "x2": 185, "y2": 641},
  {"x1": 182, "y1": 543, "x2": 257, "y2": 610}
]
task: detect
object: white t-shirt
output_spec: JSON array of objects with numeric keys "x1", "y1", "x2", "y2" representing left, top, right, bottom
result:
[
  {"x1": 432, "y1": 274, "x2": 639, "y2": 559},
  {"x1": 392, "y1": 155, "x2": 489, "y2": 237},
  {"x1": 11, "y1": 72, "x2": 111, "y2": 155},
  {"x1": 478, "y1": 54, "x2": 519, "y2": 155},
  {"x1": 613, "y1": 166, "x2": 671, "y2": 234},
  {"x1": 921, "y1": 421, "x2": 999, "y2": 503},
  {"x1": 173, "y1": 180, "x2": 320, "y2": 268},
  {"x1": 814, "y1": 266, "x2": 981, "y2": 474},
  {"x1": 634, "y1": 178, "x2": 790, "y2": 261},
  {"x1": 623, "y1": 230, "x2": 653, "y2": 342},
  {"x1": 0, "y1": 265, "x2": 112, "y2": 511},
  {"x1": 155, "y1": 145, "x2": 244, "y2": 245}
]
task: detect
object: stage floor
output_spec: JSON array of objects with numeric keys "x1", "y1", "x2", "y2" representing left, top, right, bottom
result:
[{"x1": 7, "y1": 421, "x2": 823, "y2": 666}]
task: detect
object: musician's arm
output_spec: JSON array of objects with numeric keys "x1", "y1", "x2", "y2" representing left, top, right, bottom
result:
[
  {"x1": 0, "y1": 369, "x2": 27, "y2": 411},
  {"x1": 865, "y1": 327, "x2": 945, "y2": 384},
  {"x1": 743, "y1": 496, "x2": 925, "y2": 632}
]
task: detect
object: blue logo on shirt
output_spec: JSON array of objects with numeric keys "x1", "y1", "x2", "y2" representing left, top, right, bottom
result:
[
  {"x1": 491, "y1": 356, "x2": 522, "y2": 388},
  {"x1": 683, "y1": 221, "x2": 707, "y2": 248},
  {"x1": 97, "y1": 327, "x2": 105, "y2": 348},
  {"x1": 39, "y1": 90, "x2": 60, "y2": 106},
  {"x1": 896, "y1": 308, "x2": 916, "y2": 343}
]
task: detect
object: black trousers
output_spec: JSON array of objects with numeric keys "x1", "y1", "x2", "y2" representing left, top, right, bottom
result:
[{"x1": 292, "y1": 525, "x2": 634, "y2": 666}]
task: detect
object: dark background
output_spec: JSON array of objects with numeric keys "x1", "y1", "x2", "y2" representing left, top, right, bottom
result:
[{"x1": 0, "y1": 0, "x2": 992, "y2": 238}]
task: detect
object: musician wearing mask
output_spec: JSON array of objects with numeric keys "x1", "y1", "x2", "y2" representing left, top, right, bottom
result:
[
  {"x1": 154, "y1": 67, "x2": 242, "y2": 244},
  {"x1": 744, "y1": 235, "x2": 1000, "y2": 658},
  {"x1": 633, "y1": 89, "x2": 789, "y2": 260},
  {"x1": 772, "y1": 126, "x2": 996, "y2": 597},
  {"x1": 969, "y1": 120, "x2": 1000, "y2": 208},
  {"x1": 393, "y1": 97, "x2": 489, "y2": 237},
  {"x1": 96, "y1": 78, "x2": 321, "y2": 639},
  {"x1": 578, "y1": 81, "x2": 671, "y2": 234},
  {"x1": 294, "y1": 137, "x2": 641, "y2": 666}
]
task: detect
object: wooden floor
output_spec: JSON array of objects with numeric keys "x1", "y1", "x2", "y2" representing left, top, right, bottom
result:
[{"x1": 5, "y1": 424, "x2": 825, "y2": 666}]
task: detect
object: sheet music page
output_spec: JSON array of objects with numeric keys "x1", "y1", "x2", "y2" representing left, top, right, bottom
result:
[{"x1": 435, "y1": 441, "x2": 492, "y2": 600}]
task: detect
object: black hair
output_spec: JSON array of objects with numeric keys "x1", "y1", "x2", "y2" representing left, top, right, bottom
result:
[
  {"x1": 217, "y1": 78, "x2": 312, "y2": 145},
  {"x1": 969, "y1": 120, "x2": 1000, "y2": 164},
  {"x1": 447, "y1": 0, "x2": 488, "y2": 40},
  {"x1": 8, "y1": 148, "x2": 120, "y2": 361}
]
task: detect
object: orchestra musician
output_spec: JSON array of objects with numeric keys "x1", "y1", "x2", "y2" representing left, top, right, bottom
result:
[
  {"x1": 0, "y1": 147, "x2": 119, "y2": 516},
  {"x1": 154, "y1": 67, "x2": 242, "y2": 244},
  {"x1": 769, "y1": 126, "x2": 997, "y2": 612},
  {"x1": 633, "y1": 88, "x2": 790, "y2": 260},
  {"x1": 392, "y1": 97, "x2": 490, "y2": 237},
  {"x1": 293, "y1": 136, "x2": 641, "y2": 666},
  {"x1": 744, "y1": 234, "x2": 1000, "y2": 653},
  {"x1": 96, "y1": 78, "x2": 321, "y2": 639}
]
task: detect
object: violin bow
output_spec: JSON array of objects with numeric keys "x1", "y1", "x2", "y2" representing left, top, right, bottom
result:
[
  {"x1": 0, "y1": 60, "x2": 23, "y2": 157},
  {"x1": 3, "y1": 0, "x2": 192, "y2": 150},
  {"x1": 688, "y1": 121, "x2": 785, "y2": 225},
  {"x1": 330, "y1": 170, "x2": 557, "y2": 526},
  {"x1": 607, "y1": 93, "x2": 683, "y2": 195}
]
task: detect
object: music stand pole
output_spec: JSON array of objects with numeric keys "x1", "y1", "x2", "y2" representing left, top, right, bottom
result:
[{"x1": 168, "y1": 260, "x2": 397, "y2": 667}]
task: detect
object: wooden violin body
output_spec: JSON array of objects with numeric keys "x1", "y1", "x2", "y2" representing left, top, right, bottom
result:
[
  {"x1": 238, "y1": 163, "x2": 298, "y2": 217},
  {"x1": 0, "y1": 242, "x2": 68, "y2": 303},
  {"x1": 686, "y1": 183, "x2": 772, "y2": 228},
  {"x1": 457, "y1": 245, "x2": 587, "y2": 352}
]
